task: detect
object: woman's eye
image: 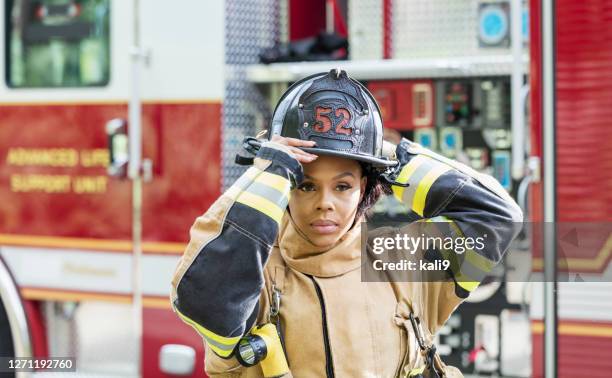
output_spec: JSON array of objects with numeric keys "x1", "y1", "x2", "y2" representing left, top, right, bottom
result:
[
  {"x1": 336, "y1": 183, "x2": 353, "y2": 191},
  {"x1": 298, "y1": 183, "x2": 316, "y2": 192}
]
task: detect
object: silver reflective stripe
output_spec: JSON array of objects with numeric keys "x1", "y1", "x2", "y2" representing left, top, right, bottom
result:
[
  {"x1": 457, "y1": 257, "x2": 488, "y2": 282},
  {"x1": 401, "y1": 158, "x2": 438, "y2": 209},
  {"x1": 231, "y1": 167, "x2": 259, "y2": 191},
  {"x1": 247, "y1": 180, "x2": 289, "y2": 208},
  {"x1": 203, "y1": 334, "x2": 237, "y2": 353}
]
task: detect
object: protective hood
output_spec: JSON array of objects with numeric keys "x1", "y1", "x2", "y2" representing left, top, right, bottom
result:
[{"x1": 275, "y1": 212, "x2": 364, "y2": 278}]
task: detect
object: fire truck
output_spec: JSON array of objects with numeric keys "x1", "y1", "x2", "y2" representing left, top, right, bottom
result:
[{"x1": 1, "y1": 0, "x2": 611, "y2": 377}]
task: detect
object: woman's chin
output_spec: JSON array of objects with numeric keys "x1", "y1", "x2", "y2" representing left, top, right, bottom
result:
[{"x1": 309, "y1": 233, "x2": 342, "y2": 249}]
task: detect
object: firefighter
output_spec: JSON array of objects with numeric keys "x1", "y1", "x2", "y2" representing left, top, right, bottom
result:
[{"x1": 170, "y1": 69, "x2": 522, "y2": 377}]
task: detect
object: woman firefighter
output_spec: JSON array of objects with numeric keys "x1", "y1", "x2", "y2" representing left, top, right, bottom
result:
[{"x1": 170, "y1": 69, "x2": 523, "y2": 377}]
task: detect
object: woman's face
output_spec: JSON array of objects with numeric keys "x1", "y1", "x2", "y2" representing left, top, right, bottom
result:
[{"x1": 288, "y1": 154, "x2": 367, "y2": 248}]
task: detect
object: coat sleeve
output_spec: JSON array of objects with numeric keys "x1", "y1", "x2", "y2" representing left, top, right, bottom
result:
[
  {"x1": 387, "y1": 138, "x2": 523, "y2": 334},
  {"x1": 170, "y1": 141, "x2": 302, "y2": 365}
]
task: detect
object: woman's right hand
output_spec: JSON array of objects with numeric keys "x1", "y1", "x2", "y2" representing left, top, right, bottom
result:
[{"x1": 270, "y1": 135, "x2": 318, "y2": 163}]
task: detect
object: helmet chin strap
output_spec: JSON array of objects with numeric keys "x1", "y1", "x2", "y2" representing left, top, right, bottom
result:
[
  {"x1": 349, "y1": 203, "x2": 364, "y2": 231},
  {"x1": 348, "y1": 217, "x2": 358, "y2": 232}
]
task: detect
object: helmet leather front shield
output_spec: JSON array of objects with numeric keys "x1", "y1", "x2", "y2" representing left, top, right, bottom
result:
[{"x1": 298, "y1": 97, "x2": 365, "y2": 153}]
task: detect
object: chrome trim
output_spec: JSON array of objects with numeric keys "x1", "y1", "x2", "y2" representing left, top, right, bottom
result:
[
  {"x1": 511, "y1": 0, "x2": 527, "y2": 180},
  {"x1": 542, "y1": 0, "x2": 558, "y2": 376},
  {"x1": 0, "y1": 255, "x2": 32, "y2": 361}
]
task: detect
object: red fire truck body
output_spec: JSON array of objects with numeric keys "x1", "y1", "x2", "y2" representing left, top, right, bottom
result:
[
  {"x1": 528, "y1": 0, "x2": 612, "y2": 376},
  {"x1": 0, "y1": 1, "x2": 222, "y2": 376}
]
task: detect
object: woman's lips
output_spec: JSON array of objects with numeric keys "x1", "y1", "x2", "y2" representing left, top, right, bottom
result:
[{"x1": 310, "y1": 220, "x2": 339, "y2": 234}]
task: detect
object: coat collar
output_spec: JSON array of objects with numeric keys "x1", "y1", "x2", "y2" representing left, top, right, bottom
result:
[{"x1": 275, "y1": 212, "x2": 363, "y2": 277}]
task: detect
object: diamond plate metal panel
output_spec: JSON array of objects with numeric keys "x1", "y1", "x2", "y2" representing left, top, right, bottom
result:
[
  {"x1": 349, "y1": 0, "x2": 384, "y2": 60},
  {"x1": 224, "y1": 0, "x2": 281, "y2": 189},
  {"x1": 392, "y1": 0, "x2": 511, "y2": 59}
]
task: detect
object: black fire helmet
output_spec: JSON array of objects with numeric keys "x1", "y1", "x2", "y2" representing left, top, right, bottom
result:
[{"x1": 267, "y1": 68, "x2": 397, "y2": 169}]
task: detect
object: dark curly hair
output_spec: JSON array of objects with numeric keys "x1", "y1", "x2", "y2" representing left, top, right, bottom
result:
[{"x1": 355, "y1": 162, "x2": 393, "y2": 220}]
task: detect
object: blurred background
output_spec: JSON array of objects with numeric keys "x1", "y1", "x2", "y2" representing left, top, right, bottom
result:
[{"x1": 0, "y1": 0, "x2": 611, "y2": 377}]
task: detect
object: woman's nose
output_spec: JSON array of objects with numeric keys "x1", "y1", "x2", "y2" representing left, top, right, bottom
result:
[{"x1": 315, "y1": 189, "x2": 335, "y2": 211}]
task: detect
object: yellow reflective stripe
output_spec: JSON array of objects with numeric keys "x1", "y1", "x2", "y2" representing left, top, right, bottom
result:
[
  {"x1": 223, "y1": 166, "x2": 290, "y2": 224},
  {"x1": 439, "y1": 248, "x2": 480, "y2": 292},
  {"x1": 254, "y1": 172, "x2": 291, "y2": 196},
  {"x1": 465, "y1": 249, "x2": 495, "y2": 273},
  {"x1": 392, "y1": 155, "x2": 428, "y2": 201},
  {"x1": 229, "y1": 167, "x2": 291, "y2": 200},
  {"x1": 243, "y1": 167, "x2": 290, "y2": 196},
  {"x1": 409, "y1": 365, "x2": 426, "y2": 376},
  {"x1": 412, "y1": 164, "x2": 452, "y2": 216},
  {"x1": 175, "y1": 309, "x2": 240, "y2": 357},
  {"x1": 455, "y1": 276, "x2": 481, "y2": 292},
  {"x1": 424, "y1": 216, "x2": 491, "y2": 293},
  {"x1": 236, "y1": 191, "x2": 284, "y2": 224},
  {"x1": 448, "y1": 221, "x2": 464, "y2": 240}
]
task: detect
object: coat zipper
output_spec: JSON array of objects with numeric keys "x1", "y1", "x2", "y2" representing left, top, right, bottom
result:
[{"x1": 309, "y1": 275, "x2": 335, "y2": 378}]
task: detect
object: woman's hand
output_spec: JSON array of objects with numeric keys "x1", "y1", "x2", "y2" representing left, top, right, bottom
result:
[{"x1": 270, "y1": 135, "x2": 318, "y2": 163}]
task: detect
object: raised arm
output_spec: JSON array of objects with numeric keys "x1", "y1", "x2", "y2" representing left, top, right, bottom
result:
[
  {"x1": 387, "y1": 138, "x2": 523, "y2": 333},
  {"x1": 170, "y1": 141, "x2": 305, "y2": 369}
]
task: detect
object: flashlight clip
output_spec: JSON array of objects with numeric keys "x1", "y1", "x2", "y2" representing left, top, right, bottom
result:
[
  {"x1": 409, "y1": 312, "x2": 427, "y2": 351},
  {"x1": 409, "y1": 312, "x2": 445, "y2": 377},
  {"x1": 269, "y1": 284, "x2": 281, "y2": 319}
]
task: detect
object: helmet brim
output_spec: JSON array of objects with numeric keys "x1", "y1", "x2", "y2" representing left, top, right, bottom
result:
[{"x1": 298, "y1": 147, "x2": 398, "y2": 168}]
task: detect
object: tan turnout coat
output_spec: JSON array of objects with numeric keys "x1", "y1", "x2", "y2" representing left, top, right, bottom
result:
[{"x1": 170, "y1": 140, "x2": 522, "y2": 377}]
